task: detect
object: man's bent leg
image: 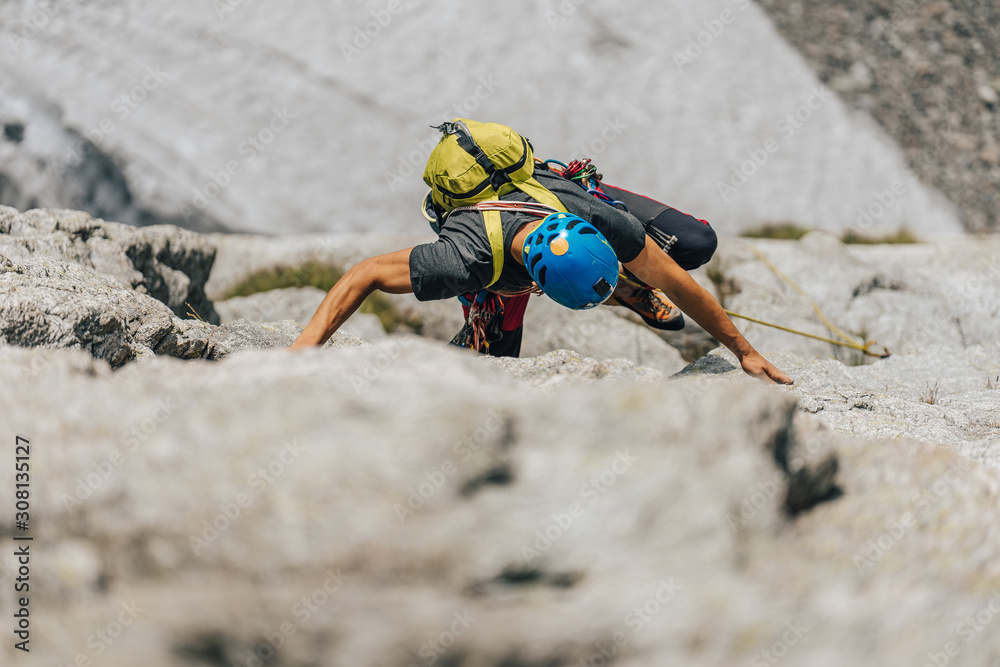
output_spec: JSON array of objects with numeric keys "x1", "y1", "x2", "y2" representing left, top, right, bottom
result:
[{"x1": 600, "y1": 184, "x2": 718, "y2": 270}]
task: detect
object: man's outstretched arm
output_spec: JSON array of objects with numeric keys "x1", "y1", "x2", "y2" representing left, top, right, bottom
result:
[
  {"x1": 288, "y1": 248, "x2": 413, "y2": 350},
  {"x1": 623, "y1": 236, "x2": 792, "y2": 384}
]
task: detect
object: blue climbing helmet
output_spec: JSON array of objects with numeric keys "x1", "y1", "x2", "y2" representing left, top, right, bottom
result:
[{"x1": 521, "y1": 212, "x2": 619, "y2": 310}]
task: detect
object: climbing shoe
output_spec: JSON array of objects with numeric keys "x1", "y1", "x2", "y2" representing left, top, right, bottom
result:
[{"x1": 608, "y1": 283, "x2": 685, "y2": 331}]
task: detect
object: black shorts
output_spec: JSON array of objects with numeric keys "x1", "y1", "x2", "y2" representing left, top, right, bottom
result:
[{"x1": 600, "y1": 183, "x2": 718, "y2": 271}]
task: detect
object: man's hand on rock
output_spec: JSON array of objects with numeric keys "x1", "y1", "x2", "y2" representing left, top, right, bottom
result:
[{"x1": 740, "y1": 352, "x2": 794, "y2": 385}]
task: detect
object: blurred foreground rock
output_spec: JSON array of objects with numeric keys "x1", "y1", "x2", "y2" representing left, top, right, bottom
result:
[
  {"x1": 1, "y1": 208, "x2": 999, "y2": 665},
  {"x1": 2, "y1": 340, "x2": 999, "y2": 667}
]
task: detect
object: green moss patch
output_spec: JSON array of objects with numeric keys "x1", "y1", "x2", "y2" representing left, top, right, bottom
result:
[
  {"x1": 222, "y1": 260, "x2": 421, "y2": 334},
  {"x1": 740, "y1": 223, "x2": 812, "y2": 241},
  {"x1": 841, "y1": 228, "x2": 920, "y2": 244}
]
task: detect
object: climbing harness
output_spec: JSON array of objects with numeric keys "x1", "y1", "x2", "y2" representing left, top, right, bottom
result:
[
  {"x1": 447, "y1": 201, "x2": 558, "y2": 353},
  {"x1": 451, "y1": 290, "x2": 505, "y2": 353}
]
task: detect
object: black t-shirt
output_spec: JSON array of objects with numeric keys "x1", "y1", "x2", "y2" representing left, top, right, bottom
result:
[{"x1": 409, "y1": 167, "x2": 647, "y2": 301}]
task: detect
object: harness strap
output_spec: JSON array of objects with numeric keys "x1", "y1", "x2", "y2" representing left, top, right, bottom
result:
[
  {"x1": 446, "y1": 200, "x2": 565, "y2": 288},
  {"x1": 513, "y1": 176, "x2": 567, "y2": 214},
  {"x1": 483, "y1": 209, "x2": 504, "y2": 286}
]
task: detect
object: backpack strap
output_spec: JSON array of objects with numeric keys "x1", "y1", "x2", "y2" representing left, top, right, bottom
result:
[
  {"x1": 433, "y1": 121, "x2": 515, "y2": 194},
  {"x1": 446, "y1": 200, "x2": 564, "y2": 288},
  {"x1": 514, "y1": 176, "x2": 566, "y2": 213},
  {"x1": 483, "y1": 209, "x2": 504, "y2": 287}
]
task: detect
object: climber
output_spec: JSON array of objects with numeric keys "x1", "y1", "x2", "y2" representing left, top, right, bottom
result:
[{"x1": 288, "y1": 119, "x2": 792, "y2": 385}]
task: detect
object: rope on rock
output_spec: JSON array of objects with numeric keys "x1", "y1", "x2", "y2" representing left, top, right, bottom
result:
[
  {"x1": 724, "y1": 247, "x2": 891, "y2": 358},
  {"x1": 723, "y1": 310, "x2": 890, "y2": 358}
]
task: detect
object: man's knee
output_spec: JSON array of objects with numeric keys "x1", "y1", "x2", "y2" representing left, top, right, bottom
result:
[
  {"x1": 690, "y1": 220, "x2": 718, "y2": 267},
  {"x1": 664, "y1": 211, "x2": 717, "y2": 269}
]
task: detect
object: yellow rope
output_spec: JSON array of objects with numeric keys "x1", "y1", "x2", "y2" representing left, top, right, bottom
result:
[
  {"x1": 617, "y1": 253, "x2": 892, "y2": 359},
  {"x1": 749, "y1": 248, "x2": 858, "y2": 345},
  {"x1": 723, "y1": 310, "x2": 890, "y2": 358},
  {"x1": 732, "y1": 247, "x2": 891, "y2": 358}
]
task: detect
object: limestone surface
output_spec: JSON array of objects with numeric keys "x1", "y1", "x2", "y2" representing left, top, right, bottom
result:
[
  {"x1": 0, "y1": 209, "x2": 998, "y2": 666},
  {"x1": 0, "y1": 205, "x2": 219, "y2": 323},
  {"x1": 0, "y1": 1, "x2": 962, "y2": 237}
]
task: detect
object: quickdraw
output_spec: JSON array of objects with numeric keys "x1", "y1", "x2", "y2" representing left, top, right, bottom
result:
[
  {"x1": 450, "y1": 290, "x2": 505, "y2": 353},
  {"x1": 541, "y1": 158, "x2": 629, "y2": 210}
]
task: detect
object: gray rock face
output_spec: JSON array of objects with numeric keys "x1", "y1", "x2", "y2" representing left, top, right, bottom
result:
[
  {"x1": 711, "y1": 232, "x2": 1000, "y2": 362},
  {"x1": 521, "y1": 297, "x2": 688, "y2": 376},
  {"x1": 684, "y1": 343, "x2": 1000, "y2": 471},
  {"x1": 0, "y1": 84, "x2": 227, "y2": 232},
  {"x1": 0, "y1": 1, "x2": 963, "y2": 237},
  {"x1": 0, "y1": 205, "x2": 219, "y2": 323},
  {"x1": 759, "y1": 0, "x2": 1000, "y2": 232},
  {"x1": 216, "y1": 286, "x2": 388, "y2": 341},
  {"x1": 0, "y1": 254, "x2": 212, "y2": 366},
  {"x1": 205, "y1": 319, "x2": 367, "y2": 361},
  {"x1": 487, "y1": 348, "x2": 666, "y2": 389},
  {"x1": 216, "y1": 286, "x2": 327, "y2": 325},
  {"x1": 1, "y1": 206, "x2": 999, "y2": 666},
  {"x1": 1, "y1": 337, "x2": 998, "y2": 667},
  {"x1": 203, "y1": 231, "x2": 432, "y2": 302},
  {"x1": 0, "y1": 234, "x2": 360, "y2": 365}
]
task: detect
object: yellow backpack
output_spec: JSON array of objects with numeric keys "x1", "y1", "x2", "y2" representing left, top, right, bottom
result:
[{"x1": 422, "y1": 119, "x2": 567, "y2": 287}]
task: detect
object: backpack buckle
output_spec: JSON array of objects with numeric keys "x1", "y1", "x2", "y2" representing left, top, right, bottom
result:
[{"x1": 489, "y1": 169, "x2": 511, "y2": 190}]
